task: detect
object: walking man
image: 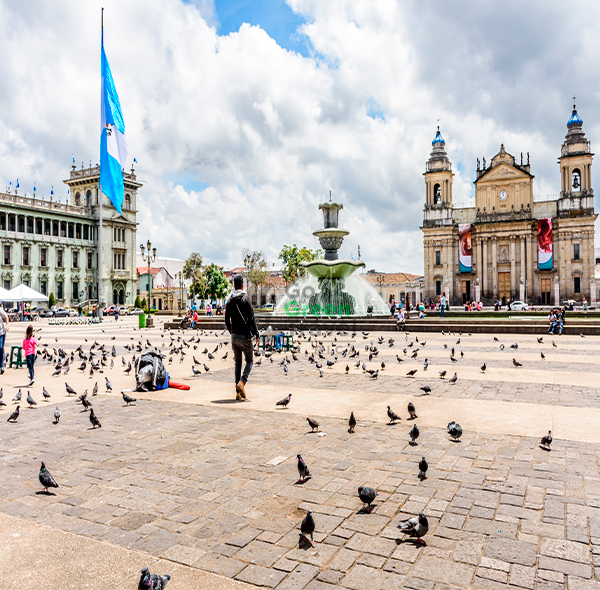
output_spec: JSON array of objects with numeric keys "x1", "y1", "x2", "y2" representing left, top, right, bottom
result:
[
  {"x1": 0, "y1": 303, "x2": 9, "y2": 375},
  {"x1": 439, "y1": 294, "x2": 446, "y2": 318},
  {"x1": 225, "y1": 275, "x2": 259, "y2": 401}
]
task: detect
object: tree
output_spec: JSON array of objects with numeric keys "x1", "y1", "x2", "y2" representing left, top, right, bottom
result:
[
  {"x1": 279, "y1": 244, "x2": 323, "y2": 284},
  {"x1": 183, "y1": 252, "x2": 203, "y2": 303},
  {"x1": 243, "y1": 249, "x2": 268, "y2": 305},
  {"x1": 135, "y1": 295, "x2": 141, "y2": 309},
  {"x1": 48, "y1": 292, "x2": 56, "y2": 307},
  {"x1": 141, "y1": 297, "x2": 147, "y2": 311},
  {"x1": 205, "y1": 263, "x2": 230, "y2": 301}
]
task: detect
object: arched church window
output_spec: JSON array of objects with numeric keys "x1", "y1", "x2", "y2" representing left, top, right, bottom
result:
[
  {"x1": 572, "y1": 169, "x2": 581, "y2": 191},
  {"x1": 86, "y1": 190, "x2": 92, "y2": 206},
  {"x1": 124, "y1": 194, "x2": 131, "y2": 210},
  {"x1": 75, "y1": 192, "x2": 81, "y2": 206},
  {"x1": 433, "y1": 184, "x2": 441, "y2": 204}
]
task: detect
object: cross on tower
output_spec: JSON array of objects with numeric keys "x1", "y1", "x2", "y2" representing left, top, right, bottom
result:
[
  {"x1": 572, "y1": 95, "x2": 577, "y2": 108},
  {"x1": 436, "y1": 118, "x2": 440, "y2": 130}
]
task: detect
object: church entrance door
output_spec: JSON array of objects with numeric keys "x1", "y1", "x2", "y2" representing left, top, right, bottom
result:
[
  {"x1": 498, "y1": 272, "x2": 511, "y2": 304},
  {"x1": 541, "y1": 278, "x2": 551, "y2": 305},
  {"x1": 462, "y1": 280, "x2": 471, "y2": 304}
]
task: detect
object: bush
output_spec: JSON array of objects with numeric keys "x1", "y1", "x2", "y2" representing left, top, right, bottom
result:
[
  {"x1": 48, "y1": 292, "x2": 56, "y2": 307},
  {"x1": 135, "y1": 295, "x2": 141, "y2": 309}
]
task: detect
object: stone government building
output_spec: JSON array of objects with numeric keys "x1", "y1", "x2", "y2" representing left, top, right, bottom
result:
[
  {"x1": 0, "y1": 162, "x2": 139, "y2": 307},
  {"x1": 422, "y1": 103, "x2": 596, "y2": 306}
]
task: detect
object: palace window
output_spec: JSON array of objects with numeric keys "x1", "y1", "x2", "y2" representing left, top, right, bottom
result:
[
  {"x1": 22, "y1": 247, "x2": 29, "y2": 266},
  {"x1": 3, "y1": 245, "x2": 10, "y2": 265},
  {"x1": 40, "y1": 248, "x2": 47, "y2": 267},
  {"x1": 572, "y1": 169, "x2": 581, "y2": 191},
  {"x1": 435, "y1": 250, "x2": 441, "y2": 266},
  {"x1": 3, "y1": 280, "x2": 10, "y2": 290},
  {"x1": 76, "y1": 224, "x2": 81, "y2": 239},
  {"x1": 125, "y1": 194, "x2": 131, "y2": 210},
  {"x1": 57, "y1": 281, "x2": 63, "y2": 300},
  {"x1": 86, "y1": 190, "x2": 92, "y2": 206},
  {"x1": 72, "y1": 251, "x2": 78, "y2": 269},
  {"x1": 18, "y1": 216, "x2": 24, "y2": 232},
  {"x1": 60, "y1": 222, "x2": 66, "y2": 237},
  {"x1": 75, "y1": 192, "x2": 81, "y2": 206},
  {"x1": 574, "y1": 243, "x2": 580, "y2": 260},
  {"x1": 57, "y1": 249, "x2": 63, "y2": 268},
  {"x1": 40, "y1": 281, "x2": 47, "y2": 296},
  {"x1": 27, "y1": 218, "x2": 33, "y2": 233},
  {"x1": 83, "y1": 225, "x2": 89, "y2": 240},
  {"x1": 52, "y1": 221, "x2": 58, "y2": 236},
  {"x1": 574, "y1": 277, "x2": 581, "y2": 294},
  {"x1": 87, "y1": 252, "x2": 93, "y2": 269},
  {"x1": 68, "y1": 223, "x2": 74, "y2": 239},
  {"x1": 72, "y1": 281, "x2": 79, "y2": 300},
  {"x1": 435, "y1": 280, "x2": 442, "y2": 296},
  {"x1": 8, "y1": 215, "x2": 15, "y2": 231},
  {"x1": 0, "y1": 214, "x2": 5, "y2": 230},
  {"x1": 36, "y1": 220, "x2": 42, "y2": 234}
]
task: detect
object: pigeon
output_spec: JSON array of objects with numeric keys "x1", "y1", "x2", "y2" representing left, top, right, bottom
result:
[
  {"x1": 92, "y1": 382, "x2": 98, "y2": 396},
  {"x1": 420, "y1": 385, "x2": 431, "y2": 395},
  {"x1": 493, "y1": 337, "x2": 499, "y2": 342},
  {"x1": 418, "y1": 457, "x2": 428, "y2": 480},
  {"x1": 480, "y1": 362, "x2": 486, "y2": 373},
  {"x1": 7, "y1": 405, "x2": 19, "y2": 422},
  {"x1": 138, "y1": 566, "x2": 171, "y2": 590},
  {"x1": 348, "y1": 411, "x2": 356, "y2": 434},
  {"x1": 42, "y1": 387, "x2": 51, "y2": 401},
  {"x1": 423, "y1": 358, "x2": 428, "y2": 371},
  {"x1": 80, "y1": 396, "x2": 92, "y2": 411},
  {"x1": 537, "y1": 337, "x2": 543, "y2": 343},
  {"x1": 65, "y1": 383, "x2": 76, "y2": 396},
  {"x1": 439, "y1": 370, "x2": 446, "y2": 379},
  {"x1": 38, "y1": 461, "x2": 59, "y2": 493},
  {"x1": 192, "y1": 365, "x2": 201, "y2": 375},
  {"x1": 406, "y1": 369, "x2": 417, "y2": 377},
  {"x1": 500, "y1": 344, "x2": 505, "y2": 350},
  {"x1": 447, "y1": 421, "x2": 463, "y2": 441},
  {"x1": 345, "y1": 364, "x2": 349, "y2": 374},
  {"x1": 27, "y1": 391, "x2": 37, "y2": 408},
  {"x1": 105, "y1": 377, "x2": 112, "y2": 391},
  {"x1": 552, "y1": 341, "x2": 557, "y2": 348},
  {"x1": 581, "y1": 333, "x2": 585, "y2": 338},
  {"x1": 53, "y1": 406, "x2": 61, "y2": 424},
  {"x1": 541, "y1": 351, "x2": 545, "y2": 360},
  {"x1": 396, "y1": 355, "x2": 404, "y2": 363},
  {"x1": 449, "y1": 372, "x2": 457, "y2": 384},
  {"x1": 358, "y1": 486, "x2": 377, "y2": 513},
  {"x1": 125, "y1": 362, "x2": 132, "y2": 374},
  {"x1": 89, "y1": 408, "x2": 101, "y2": 429},
  {"x1": 541, "y1": 430, "x2": 552, "y2": 450},
  {"x1": 307, "y1": 417, "x2": 319, "y2": 432},
  {"x1": 387, "y1": 406, "x2": 400, "y2": 423},
  {"x1": 408, "y1": 401, "x2": 417, "y2": 419},
  {"x1": 512, "y1": 358, "x2": 522, "y2": 367},
  {"x1": 409, "y1": 424, "x2": 419, "y2": 445},
  {"x1": 397, "y1": 512, "x2": 429, "y2": 545},
  {"x1": 13, "y1": 389, "x2": 22, "y2": 402},
  {"x1": 276, "y1": 393, "x2": 292, "y2": 408},
  {"x1": 510, "y1": 343, "x2": 518, "y2": 349},
  {"x1": 300, "y1": 509, "x2": 316, "y2": 546},
  {"x1": 297, "y1": 454, "x2": 310, "y2": 482},
  {"x1": 122, "y1": 392, "x2": 136, "y2": 406},
  {"x1": 450, "y1": 355, "x2": 458, "y2": 363}
]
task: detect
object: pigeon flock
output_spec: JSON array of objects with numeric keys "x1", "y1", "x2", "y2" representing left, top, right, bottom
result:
[{"x1": 0, "y1": 323, "x2": 559, "y2": 586}]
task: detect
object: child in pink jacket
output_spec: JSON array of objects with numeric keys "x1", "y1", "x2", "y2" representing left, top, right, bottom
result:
[{"x1": 23, "y1": 325, "x2": 38, "y2": 386}]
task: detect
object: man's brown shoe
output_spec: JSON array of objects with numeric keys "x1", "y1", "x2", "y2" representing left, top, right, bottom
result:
[{"x1": 236, "y1": 380, "x2": 246, "y2": 399}]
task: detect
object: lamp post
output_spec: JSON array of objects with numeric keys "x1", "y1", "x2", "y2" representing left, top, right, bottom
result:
[
  {"x1": 139, "y1": 240, "x2": 156, "y2": 310},
  {"x1": 177, "y1": 271, "x2": 183, "y2": 316}
]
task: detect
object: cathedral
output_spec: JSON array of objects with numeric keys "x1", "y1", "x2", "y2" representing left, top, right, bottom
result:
[{"x1": 421, "y1": 103, "x2": 596, "y2": 306}]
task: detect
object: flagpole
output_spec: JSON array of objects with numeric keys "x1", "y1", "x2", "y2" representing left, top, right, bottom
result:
[{"x1": 98, "y1": 7, "x2": 104, "y2": 317}]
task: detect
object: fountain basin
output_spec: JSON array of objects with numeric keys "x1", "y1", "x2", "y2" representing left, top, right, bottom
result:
[{"x1": 301, "y1": 259, "x2": 365, "y2": 279}]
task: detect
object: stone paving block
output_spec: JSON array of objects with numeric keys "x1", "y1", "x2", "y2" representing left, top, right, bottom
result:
[
  {"x1": 236, "y1": 564, "x2": 287, "y2": 588},
  {"x1": 275, "y1": 563, "x2": 319, "y2": 590},
  {"x1": 538, "y1": 556, "x2": 592, "y2": 578},
  {"x1": 411, "y1": 556, "x2": 476, "y2": 588},
  {"x1": 234, "y1": 540, "x2": 289, "y2": 567},
  {"x1": 484, "y1": 537, "x2": 537, "y2": 567},
  {"x1": 317, "y1": 570, "x2": 344, "y2": 584},
  {"x1": 161, "y1": 543, "x2": 206, "y2": 566},
  {"x1": 440, "y1": 512, "x2": 466, "y2": 530},
  {"x1": 567, "y1": 576, "x2": 600, "y2": 590},
  {"x1": 537, "y1": 568, "x2": 565, "y2": 583},
  {"x1": 325, "y1": 547, "x2": 359, "y2": 572},
  {"x1": 476, "y1": 568, "x2": 508, "y2": 584},
  {"x1": 356, "y1": 553, "x2": 386, "y2": 568},
  {"x1": 284, "y1": 544, "x2": 340, "y2": 568},
  {"x1": 404, "y1": 577, "x2": 435, "y2": 590},
  {"x1": 540, "y1": 538, "x2": 591, "y2": 563},
  {"x1": 509, "y1": 564, "x2": 535, "y2": 589},
  {"x1": 340, "y1": 564, "x2": 404, "y2": 590},
  {"x1": 130, "y1": 530, "x2": 182, "y2": 555},
  {"x1": 226, "y1": 526, "x2": 262, "y2": 548},
  {"x1": 452, "y1": 540, "x2": 485, "y2": 565},
  {"x1": 345, "y1": 532, "x2": 396, "y2": 557}
]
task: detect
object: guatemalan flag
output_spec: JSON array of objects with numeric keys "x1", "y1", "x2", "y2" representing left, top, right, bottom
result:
[{"x1": 100, "y1": 31, "x2": 127, "y2": 214}]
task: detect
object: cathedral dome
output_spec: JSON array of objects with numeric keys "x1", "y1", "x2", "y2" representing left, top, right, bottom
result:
[
  {"x1": 567, "y1": 105, "x2": 583, "y2": 128},
  {"x1": 432, "y1": 127, "x2": 445, "y2": 147}
]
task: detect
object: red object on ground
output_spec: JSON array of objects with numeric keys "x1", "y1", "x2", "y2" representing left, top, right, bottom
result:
[{"x1": 168, "y1": 381, "x2": 190, "y2": 390}]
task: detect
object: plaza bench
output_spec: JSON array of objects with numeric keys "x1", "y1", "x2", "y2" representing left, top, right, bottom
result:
[{"x1": 9, "y1": 345, "x2": 23, "y2": 368}]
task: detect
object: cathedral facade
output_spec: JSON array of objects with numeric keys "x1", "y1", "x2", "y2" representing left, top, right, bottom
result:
[{"x1": 421, "y1": 104, "x2": 596, "y2": 306}]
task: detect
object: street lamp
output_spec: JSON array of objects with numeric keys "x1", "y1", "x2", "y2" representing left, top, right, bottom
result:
[{"x1": 140, "y1": 240, "x2": 157, "y2": 310}]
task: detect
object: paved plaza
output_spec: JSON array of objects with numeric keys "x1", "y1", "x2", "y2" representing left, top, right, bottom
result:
[{"x1": 2, "y1": 317, "x2": 600, "y2": 589}]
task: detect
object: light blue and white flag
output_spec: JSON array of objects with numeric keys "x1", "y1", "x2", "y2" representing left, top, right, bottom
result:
[
  {"x1": 50, "y1": 186, "x2": 54, "y2": 196},
  {"x1": 100, "y1": 30, "x2": 127, "y2": 214}
]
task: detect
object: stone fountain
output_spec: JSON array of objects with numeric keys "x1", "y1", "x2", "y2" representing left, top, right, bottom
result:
[{"x1": 275, "y1": 196, "x2": 389, "y2": 317}]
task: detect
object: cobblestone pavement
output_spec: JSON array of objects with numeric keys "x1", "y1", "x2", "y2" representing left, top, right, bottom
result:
[{"x1": 2, "y1": 319, "x2": 600, "y2": 588}]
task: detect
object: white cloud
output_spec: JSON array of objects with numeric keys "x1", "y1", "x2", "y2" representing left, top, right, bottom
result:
[{"x1": 0, "y1": 0, "x2": 599, "y2": 275}]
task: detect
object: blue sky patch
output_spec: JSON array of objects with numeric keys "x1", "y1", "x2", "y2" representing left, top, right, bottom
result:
[{"x1": 366, "y1": 98, "x2": 385, "y2": 122}]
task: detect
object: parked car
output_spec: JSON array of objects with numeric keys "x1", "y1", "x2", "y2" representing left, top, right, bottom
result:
[
  {"x1": 103, "y1": 305, "x2": 118, "y2": 315},
  {"x1": 67, "y1": 308, "x2": 78, "y2": 317},
  {"x1": 509, "y1": 301, "x2": 529, "y2": 311},
  {"x1": 128, "y1": 307, "x2": 144, "y2": 315},
  {"x1": 263, "y1": 303, "x2": 275, "y2": 310},
  {"x1": 54, "y1": 307, "x2": 70, "y2": 317},
  {"x1": 119, "y1": 306, "x2": 128, "y2": 315}
]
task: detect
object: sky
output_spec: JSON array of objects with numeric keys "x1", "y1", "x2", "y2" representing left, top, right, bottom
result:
[{"x1": 1, "y1": 0, "x2": 600, "y2": 274}]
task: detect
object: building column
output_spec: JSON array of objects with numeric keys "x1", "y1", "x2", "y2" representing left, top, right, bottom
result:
[
  {"x1": 510, "y1": 236, "x2": 516, "y2": 298},
  {"x1": 520, "y1": 236, "x2": 526, "y2": 301},
  {"x1": 526, "y1": 235, "x2": 534, "y2": 301},
  {"x1": 476, "y1": 238, "x2": 483, "y2": 288},
  {"x1": 482, "y1": 238, "x2": 488, "y2": 298},
  {"x1": 492, "y1": 238, "x2": 498, "y2": 299},
  {"x1": 591, "y1": 278, "x2": 596, "y2": 306},
  {"x1": 446, "y1": 237, "x2": 453, "y2": 304},
  {"x1": 554, "y1": 275, "x2": 560, "y2": 305}
]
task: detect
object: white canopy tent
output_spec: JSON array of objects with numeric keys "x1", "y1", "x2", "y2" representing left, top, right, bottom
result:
[
  {"x1": 8, "y1": 284, "x2": 49, "y2": 302},
  {"x1": 0, "y1": 286, "x2": 15, "y2": 302}
]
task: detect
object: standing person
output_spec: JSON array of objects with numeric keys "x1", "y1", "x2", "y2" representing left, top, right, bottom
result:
[
  {"x1": 78, "y1": 303, "x2": 82, "y2": 317},
  {"x1": 114, "y1": 306, "x2": 120, "y2": 321},
  {"x1": 439, "y1": 294, "x2": 446, "y2": 318},
  {"x1": 51, "y1": 303, "x2": 57, "y2": 318},
  {"x1": 225, "y1": 274, "x2": 259, "y2": 401},
  {"x1": 23, "y1": 325, "x2": 38, "y2": 386},
  {"x1": 0, "y1": 303, "x2": 9, "y2": 375}
]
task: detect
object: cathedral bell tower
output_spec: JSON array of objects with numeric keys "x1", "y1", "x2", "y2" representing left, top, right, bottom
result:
[
  {"x1": 423, "y1": 127, "x2": 454, "y2": 227},
  {"x1": 558, "y1": 101, "x2": 594, "y2": 216}
]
